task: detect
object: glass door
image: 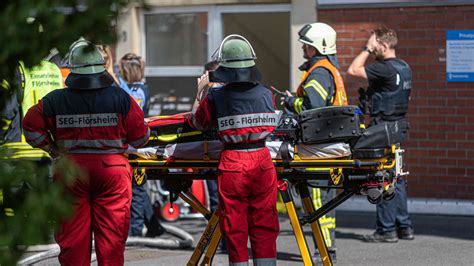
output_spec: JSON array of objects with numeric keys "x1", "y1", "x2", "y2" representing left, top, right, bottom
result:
[
  {"x1": 221, "y1": 11, "x2": 290, "y2": 92},
  {"x1": 141, "y1": 4, "x2": 290, "y2": 116}
]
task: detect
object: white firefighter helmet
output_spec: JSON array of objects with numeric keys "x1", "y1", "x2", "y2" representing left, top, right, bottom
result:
[{"x1": 298, "y1": 22, "x2": 337, "y2": 55}]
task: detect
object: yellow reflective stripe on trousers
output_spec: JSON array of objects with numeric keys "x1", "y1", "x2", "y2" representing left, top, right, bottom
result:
[
  {"x1": 1, "y1": 79, "x2": 10, "y2": 90},
  {"x1": 304, "y1": 80, "x2": 328, "y2": 101},
  {"x1": 1, "y1": 189, "x2": 14, "y2": 217},
  {"x1": 313, "y1": 187, "x2": 322, "y2": 209},
  {"x1": 322, "y1": 227, "x2": 331, "y2": 248},
  {"x1": 2, "y1": 118, "x2": 12, "y2": 130},
  {"x1": 5, "y1": 208, "x2": 14, "y2": 216},
  {"x1": 313, "y1": 188, "x2": 335, "y2": 248},
  {"x1": 320, "y1": 216, "x2": 336, "y2": 247}
]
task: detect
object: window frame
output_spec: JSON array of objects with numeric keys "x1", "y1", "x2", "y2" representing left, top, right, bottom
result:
[{"x1": 140, "y1": 4, "x2": 291, "y2": 79}]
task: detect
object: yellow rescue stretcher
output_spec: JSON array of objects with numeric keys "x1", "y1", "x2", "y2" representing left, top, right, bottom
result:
[{"x1": 128, "y1": 141, "x2": 407, "y2": 266}]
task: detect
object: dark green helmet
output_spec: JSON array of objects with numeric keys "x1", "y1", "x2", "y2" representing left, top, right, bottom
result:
[
  {"x1": 67, "y1": 39, "x2": 106, "y2": 75},
  {"x1": 64, "y1": 38, "x2": 114, "y2": 89},
  {"x1": 215, "y1": 35, "x2": 257, "y2": 68}
]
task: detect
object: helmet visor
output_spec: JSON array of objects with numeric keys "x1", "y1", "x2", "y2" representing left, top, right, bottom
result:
[{"x1": 298, "y1": 24, "x2": 313, "y2": 43}]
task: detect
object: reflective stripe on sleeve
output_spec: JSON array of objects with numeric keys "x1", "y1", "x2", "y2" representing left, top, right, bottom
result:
[
  {"x1": 221, "y1": 131, "x2": 271, "y2": 143},
  {"x1": 67, "y1": 148, "x2": 128, "y2": 154},
  {"x1": 293, "y1": 98, "x2": 304, "y2": 114},
  {"x1": 23, "y1": 130, "x2": 43, "y2": 141},
  {"x1": 304, "y1": 80, "x2": 328, "y2": 101},
  {"x1": 61, "y1": 139, "x2": 126, "y2": 149},
  {"x1": 24, "y1": 133, "x2": 47, "y2": 147},
  {"x1": 129, "y1": 128, "x2": 150, "y2": 147},
  {"x1": 190, "y1": 111, "x2": 205, "y2": 131}
]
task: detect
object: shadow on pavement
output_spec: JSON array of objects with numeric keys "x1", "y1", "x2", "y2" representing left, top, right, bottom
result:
[
  {"x1": 276, "y1": 251, "x2": 304, "y2": 263},
  {"x1": 335, "y1": 231, "x2": 366, "y2": 241},
  {"x1": 337, "y1": 211, "x2": 474, "y2": 241}
]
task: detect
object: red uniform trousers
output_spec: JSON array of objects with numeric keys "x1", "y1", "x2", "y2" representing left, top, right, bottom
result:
[
  {"x1": 55, "y1": 154, "x2": 132, "y2": 266},
  {"x1": 217, "y1": 148, "x2": 279, "y2": 263}
]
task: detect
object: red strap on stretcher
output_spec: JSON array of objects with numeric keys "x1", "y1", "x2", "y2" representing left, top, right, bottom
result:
[{"x1": 145, "y1": 112, "x2": 190, "y2": 127}]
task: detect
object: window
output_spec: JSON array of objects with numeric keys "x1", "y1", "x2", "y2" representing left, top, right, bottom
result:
[
  {"x1": 142, "y1": 4, "x2": 291, "y2": 116},
  {"x1": 146, "y1": 77, "x2": 196, "y2": 116},
  {"x1": 145, "y1": 13, "x2": 207, "y2": 66},
  {"x1": 222, "y1": 12, "x2": 289, "y2": 91}
]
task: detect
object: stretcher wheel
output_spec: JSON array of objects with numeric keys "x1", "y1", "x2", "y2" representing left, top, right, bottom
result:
[
  {"x1": 367, "y1": 195, "x2": 382, "y2": 204},
  {"x1": 161, "y1": 202, "x2": 180, "y2": 222}
]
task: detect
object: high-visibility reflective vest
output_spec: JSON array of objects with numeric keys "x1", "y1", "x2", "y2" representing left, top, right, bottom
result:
[
  {"x1": 19, "y1": 61, "x2": 64, "y2": 114},
  {"x1": 297, "y1": 58, "x2": 348, "y2": 106},
  {"x1": 2, "y1": 61, "x2": 64, "y2": 160},
  {"x1": 60, "y1": 68, "x2": 70, "y2": 86}
]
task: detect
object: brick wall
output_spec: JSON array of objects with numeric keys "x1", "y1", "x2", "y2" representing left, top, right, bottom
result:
[{"x1": 319, "y1": 5, "x2": 474, "y2": 200}]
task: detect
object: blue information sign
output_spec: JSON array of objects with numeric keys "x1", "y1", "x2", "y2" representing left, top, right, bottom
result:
[{"x1": 446, "y1": 30, "x2": 474, "y2": 82}]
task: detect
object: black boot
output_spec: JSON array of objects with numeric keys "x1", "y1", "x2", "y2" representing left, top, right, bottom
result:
[
  {"x1": 145, "y1": 215, "x2": 166, "y2": 237},
  {"x1": 397, "y1": 227, "x2": 414, "y2": 240},
  {"x1": 363, "y1": 231, "x2": 398, "y2": 243}
]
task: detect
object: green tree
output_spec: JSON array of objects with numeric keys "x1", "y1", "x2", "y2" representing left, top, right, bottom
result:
[{"x1": 0, "y1": 1, "x2": 145, "y2": 264}]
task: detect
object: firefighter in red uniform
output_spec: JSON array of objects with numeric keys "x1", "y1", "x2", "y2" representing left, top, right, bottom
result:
[
  {"x1": 22, "y1": 40, "x2": 150, "y2": 265},
  {"x1": 187, "y1": 35, "x2": 279, "y2": 266}
]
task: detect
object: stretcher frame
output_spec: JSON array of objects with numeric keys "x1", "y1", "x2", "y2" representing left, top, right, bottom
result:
[{"x1": 129, "y1": 144, "x2": 402, "y2": 266}]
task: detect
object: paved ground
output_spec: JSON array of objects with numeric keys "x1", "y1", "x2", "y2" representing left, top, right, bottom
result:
[{"x1": 27, "y1": 211, "x2": 474, "y2": 265}]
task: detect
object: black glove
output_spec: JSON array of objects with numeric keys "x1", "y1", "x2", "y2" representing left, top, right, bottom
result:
[
  {"x1": 358, "y1": 87, "x2": 369, "y2": 114},
  {"x1": 283, "y1": 96, "x2": 296, "y2": 114}
]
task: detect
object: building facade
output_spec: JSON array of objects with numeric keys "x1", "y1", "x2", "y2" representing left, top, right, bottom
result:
[{"x1": 117, "y1": 0, "x2": 474, "y2": 200}]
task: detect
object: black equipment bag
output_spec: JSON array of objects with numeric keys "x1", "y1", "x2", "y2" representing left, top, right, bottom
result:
[
  {"x1": 269, "y1": 113, "x2": 299, "y2": 142},
  {"x1": 299, "y1": 105, "x2": 362, "y2": 144},
  {"x1": 353, "y1": 119, "x2": 408, "y2": 149}
]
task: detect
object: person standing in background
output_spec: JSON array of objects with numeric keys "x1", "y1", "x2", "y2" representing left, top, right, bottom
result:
[
  {"x1": 1, "y1": 55, "x2": 63, "y2": 156},
  {"x1": 348, "y1": 25, "x2": 414, "y2": 243},
  {"x1": 98, "y1": 44, "x2": 120, "y2": 86},
  {"x1": 194, "y1": 60, "x2": 222, "y2": 213},
  {"x1": 193, "y1": 60, "x2": 222, "y2": 111},
  {"x1": 1, "y1": 55, "x2": 63, "y2": 217},
  {"x1": 119, "y1": 53, "x2": 150, "y2": 116},
  {"x1": 195, "y1": 59, "x2": 228, "y2": 252},
  {"x1": 119, "y1": 52, "x2": 164, "y2": 237}
]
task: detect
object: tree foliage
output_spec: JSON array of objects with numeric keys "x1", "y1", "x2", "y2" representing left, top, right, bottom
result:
[
  {"x1": 0, "y1": 0, "x2": 145, "y2": 108},
  {"x1": 0, "y1": 0, "x2": 145, "y2": 264},
  {"x1": 0, "y1": 154, "x2": 82, "y2": 264}
]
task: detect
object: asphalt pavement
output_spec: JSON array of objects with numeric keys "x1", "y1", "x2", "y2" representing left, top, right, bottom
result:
[
  {"x1": 120, "y1": 211, "x2": 474, "y2": 266},
  {"x1": 28, "y1": 210, "x2": 474, "y2": 265}
]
